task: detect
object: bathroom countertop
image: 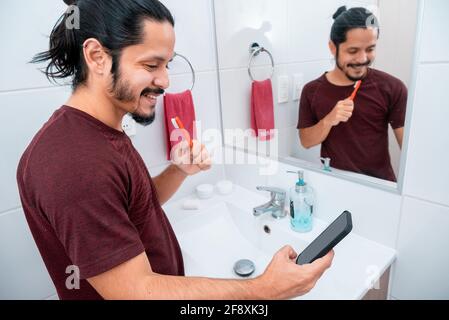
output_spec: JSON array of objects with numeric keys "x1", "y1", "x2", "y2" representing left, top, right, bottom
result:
[{"x1": 164, "y1": 185, "x2": 397, "y2": 300}]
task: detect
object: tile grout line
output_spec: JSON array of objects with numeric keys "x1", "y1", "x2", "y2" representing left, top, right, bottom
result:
[{"x1": 0, "y1": 206, "x2": 22, "y2": 217}]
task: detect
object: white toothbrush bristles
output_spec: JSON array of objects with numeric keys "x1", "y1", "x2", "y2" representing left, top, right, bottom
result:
[{"x1": 171, "y1": 118, "x2": 179, "y2": 129}]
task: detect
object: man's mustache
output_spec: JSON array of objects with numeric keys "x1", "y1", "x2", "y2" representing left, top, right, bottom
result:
[
  {"x1": 348, "y1": 61, "x2": 371, "y2": 68},
  {"x1": 141, "y1": 88, "x2": 165, "y2": 96}
]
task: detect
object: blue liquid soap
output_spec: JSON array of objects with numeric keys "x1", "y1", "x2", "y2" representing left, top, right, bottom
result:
[
  {"x1": 288, "y1": 170, "x2": 315, "y2": 233},
  {"x1": 290, "y1": 198, "x2": 313, "y2": 233}
]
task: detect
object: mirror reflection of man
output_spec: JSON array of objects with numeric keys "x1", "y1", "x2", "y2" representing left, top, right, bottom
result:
[{"x1": 297, "y1": 6, "x2": 407, "y2": 182}]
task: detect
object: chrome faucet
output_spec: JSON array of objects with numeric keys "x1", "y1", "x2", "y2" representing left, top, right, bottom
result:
[{"x1": 253, "y1": 186, "x2": 287, "y2": 219}]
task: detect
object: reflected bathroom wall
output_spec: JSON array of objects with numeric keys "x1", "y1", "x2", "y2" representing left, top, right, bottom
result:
[
  {"x1": 375, "y1": 0, "x2": 419, "y2": 176},
  {"x1": 214, "y1": 0, "x2": 419, "y2": 186}
]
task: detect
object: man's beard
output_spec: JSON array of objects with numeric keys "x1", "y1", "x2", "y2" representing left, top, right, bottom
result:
[
  {"x1": 110, "y1": 74, "x2": 164, "y2": 127},
  {"x1": 336, "y1": 47, "x2": 372, "y2": 82},
  {"x1": 131, "y1": 110, "x2": 156, "y2": 126}
]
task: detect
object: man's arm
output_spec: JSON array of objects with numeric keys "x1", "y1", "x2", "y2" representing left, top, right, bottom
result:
[
  {"x1": 88, "y1": 247, "x2": 334, "y2": 300},
  {"x1": 88, "y1": 252, "x2": 261, "y2": 300},
  {"x1": 299, "y1": 119, "x2": 333, "y2": 149},
  {"x1": 152, "y1": 165, "x2": 188, "y2": 206},
  {"x1": 394, "y1": 127, "x2": 404, "y2": 149},
  {"x1": 153, "y1": 141, "x2": 212, "y2": 205},
  {"x1": 299, "y1": 99, "x2": 354, "y2": 149}
]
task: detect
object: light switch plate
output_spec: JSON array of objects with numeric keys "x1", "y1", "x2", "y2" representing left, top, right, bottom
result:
[
  {"x1": 122, "y1": 114, "x2": 137, "y2": 137},
  {"x1": 278, "y1": 75, "x2": 290, "y2": 104},
  {"x1": 293, "y1": 73, "x2": 305, "y2": 101}
]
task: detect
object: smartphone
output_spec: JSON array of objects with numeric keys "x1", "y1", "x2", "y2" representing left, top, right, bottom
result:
[{"x1": 296, "y1": 211, "x2": 353, "y2": 265}]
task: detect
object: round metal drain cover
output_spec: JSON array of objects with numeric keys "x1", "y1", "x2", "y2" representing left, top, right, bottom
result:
[{"x1": 233, "y1": 259, "x2": 256, "y2": 277}]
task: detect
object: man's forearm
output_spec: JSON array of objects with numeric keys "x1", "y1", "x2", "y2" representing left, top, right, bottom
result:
[
  {"x1": 299, "y1": 119, "x2": 333, "y2": 149},
  {"x1": 143, "y1": 274, "x2": 268, "y2": 300},
  {"x1": 394, "y1": 127, "x2": 404, "y2": 149},
  {"x1": 88, "y1": 253, "x2": 272, "y2": 300},
  {"x1": 153, "y1": 165, "x2": 188, "y2": 205}
]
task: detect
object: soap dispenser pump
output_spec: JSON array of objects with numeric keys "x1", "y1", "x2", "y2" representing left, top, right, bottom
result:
[{"x1": 287, "y1": 170, "x2": 315, "y2": 233}]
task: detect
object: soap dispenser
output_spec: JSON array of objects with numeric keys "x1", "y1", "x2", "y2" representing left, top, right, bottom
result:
[{"x1": 287, "y1": 170, "x2": 315, "y2": 233}]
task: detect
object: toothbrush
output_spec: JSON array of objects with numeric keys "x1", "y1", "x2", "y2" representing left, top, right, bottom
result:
[
  {"x1": 349, "y1": 80, "x2": 362, "y2": 101},
  {"x1": 171, "y1": 117, "x2": 194, "y2": 149}
]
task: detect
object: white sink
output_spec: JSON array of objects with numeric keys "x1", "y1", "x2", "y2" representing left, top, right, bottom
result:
[
  {"x1": 164, "y1": 185, "x2": 396, "y2": 300},
  {"x1": 168, "y1": 201, "x2": 307, "y2": 280}
]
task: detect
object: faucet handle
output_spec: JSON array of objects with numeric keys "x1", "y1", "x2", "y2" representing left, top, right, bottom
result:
[{"x1": 256, "y1": 186, "x2": 286, "y2": 201}]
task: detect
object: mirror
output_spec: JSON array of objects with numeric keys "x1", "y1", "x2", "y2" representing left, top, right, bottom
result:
[{"x1": 213, "y1": 0, "x2": 420, "y2": 190}]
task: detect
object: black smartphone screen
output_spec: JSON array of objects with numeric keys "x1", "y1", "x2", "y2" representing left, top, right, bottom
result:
[{"x1": 296, "y1": 211, "x2": 353, "y2": 265}]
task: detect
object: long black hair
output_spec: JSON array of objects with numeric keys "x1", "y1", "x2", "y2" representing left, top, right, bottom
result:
[
  {"x1": 32, "y1": 0, "x2": 174, "y2": 89},
  {"x1": 330, "y1": 6, "x2": 379, "y2": 48}
]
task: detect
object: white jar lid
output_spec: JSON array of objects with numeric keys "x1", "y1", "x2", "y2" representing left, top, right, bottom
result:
[{"x1": 196, "y1": 184, "x2": 214, "y2": 199}]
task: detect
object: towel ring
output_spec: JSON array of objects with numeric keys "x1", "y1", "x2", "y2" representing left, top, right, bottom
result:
[
  {"x1": 248, "y1": 43, "x2": 275, "y2": 81},
  {"x1": 173, "y1": 52, "x2": 196, "y2": 91}
]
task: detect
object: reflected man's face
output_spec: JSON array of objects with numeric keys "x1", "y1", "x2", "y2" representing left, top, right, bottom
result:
[{"x1": 331, "y1": 27, "x2": 378, "y2": 81}]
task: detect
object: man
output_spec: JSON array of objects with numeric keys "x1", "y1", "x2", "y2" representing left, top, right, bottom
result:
[
  {"x1": 298, "y1": 6, "x2": 407, "y2": 182},
  {"x1": 17, "y1": 0, "x2": 333, "y2": 300}
]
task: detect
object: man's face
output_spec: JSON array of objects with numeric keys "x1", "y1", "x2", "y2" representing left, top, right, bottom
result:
[
  {"x1": 332, "y1": 27, "x2": 378, "y2": 81},
  {"x1": 107, "y1": 20, "x2": 175, "y2": 126}
]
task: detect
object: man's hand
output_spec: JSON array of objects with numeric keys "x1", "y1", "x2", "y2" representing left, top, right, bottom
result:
[
  {"x1": 171, "y1": 140, "x2": 212, "y2": 176},
  {"x1": 153, "y1": 140, "x2": 212, "y2": 205},
  {"x1": 256, "y1": 245, "x2": 334, "y2": 300},
  {"x1": 324, "y1": 99, "x2": 354, "y2": 127}
]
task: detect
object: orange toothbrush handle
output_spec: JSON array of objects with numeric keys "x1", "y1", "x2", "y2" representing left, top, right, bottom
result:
[
  {"x1": 175, "y1": 117, "x2": 193, "y2": 148},
  {"x1": 349, "y1": 81, "x2": 362, "y2": 101}
]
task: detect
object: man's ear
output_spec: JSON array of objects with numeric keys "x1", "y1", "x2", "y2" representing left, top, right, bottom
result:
[
  {"x1": 329, "y1": 40, "x2": 337, "y2": 58},
  {"x1": 82, "y1": 38, "x2": 109, "y2": 76}
]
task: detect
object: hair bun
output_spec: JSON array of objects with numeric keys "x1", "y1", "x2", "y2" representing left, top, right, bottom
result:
[
  {"x1": 63, "y1": 0, "x2": 76, "y2": 5},
  {"x1": 333, "y1": 6, "x2": 347, "y2": 20}
]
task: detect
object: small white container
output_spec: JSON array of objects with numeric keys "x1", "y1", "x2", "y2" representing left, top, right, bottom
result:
[
  {"x1": 182, "y1": 199, "x2": 201, "y2": 210},
  {"x1": 216, "y1": 180, "x2": 234, "y2": 195},
  {"x1": 196, "y1": 184, "x2": 214, "y2": 199}
]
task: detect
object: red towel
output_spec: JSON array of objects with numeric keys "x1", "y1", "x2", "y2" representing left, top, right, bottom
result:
[
  {"x1": 163, "y1": 90, "x2": 197, "y2": 160},
  {"x1": 251, "y1": 79, "x2": 275, "y2": 141}
]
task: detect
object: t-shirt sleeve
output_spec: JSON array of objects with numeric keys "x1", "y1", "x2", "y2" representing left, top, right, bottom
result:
[
  {"x1": 388, "y1": 80, "x2": 408, "y2": 129},
  {"x1": 41, "y1": 162, "x2": 145, "y2": 280},
  {"x1": 297, "y1": 83, "x2": 319, "y2": 129}
]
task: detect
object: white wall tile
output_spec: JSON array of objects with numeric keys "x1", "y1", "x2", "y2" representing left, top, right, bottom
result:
[
  {"x1": 0, "y1": 87, "x2": 71, "y2": 213},
  {"x1": 277, "y1": 126, "x2": 292, "y2": 159},
  {"x1": 0, "y1": 209, "x2": 56, "y2": 300},
  {"x1": 214, "y1": 0, "x2": 289, "y2": 69},
  {"x1": 223, "y1": 151, "x2": 269, "y2": 192},
  {"x1": 419, "y1": 0, "x2": 449, "y2": 63},
  {"x1": 402, "y1": 64, "x2": 449, "y2": 206},
  {"x1": 375, "y1": 0, "x2": 419, "y2": 87},
  {"x1": 391, "y1": 197, "x2": 449, "y2": 299},
  {"x1": 0, "y1": 0, "x2": 68, "y2": 91},
  {"x1": 286, "y1": 0, "x2": 339, "y2": 63},
  {"x1": 162, "y1": 0, "x2": 217, "y2": 74}
]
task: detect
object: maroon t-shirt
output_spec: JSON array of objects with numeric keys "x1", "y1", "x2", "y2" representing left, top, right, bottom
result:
[
  {"x1": 16, "y1": 105, "x2": 184, "y2": 300},
  {"x1": 297, "y1": 68, "x2": 407, "y2": 182}
]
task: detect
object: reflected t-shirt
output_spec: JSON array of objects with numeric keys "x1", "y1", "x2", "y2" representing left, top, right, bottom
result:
[
  {"x1": 17, "y1": 105, "x2": 184, "y2": 300},
  {"x1": 297, "y1": 68, "x2": 407, "y2": 182}
]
